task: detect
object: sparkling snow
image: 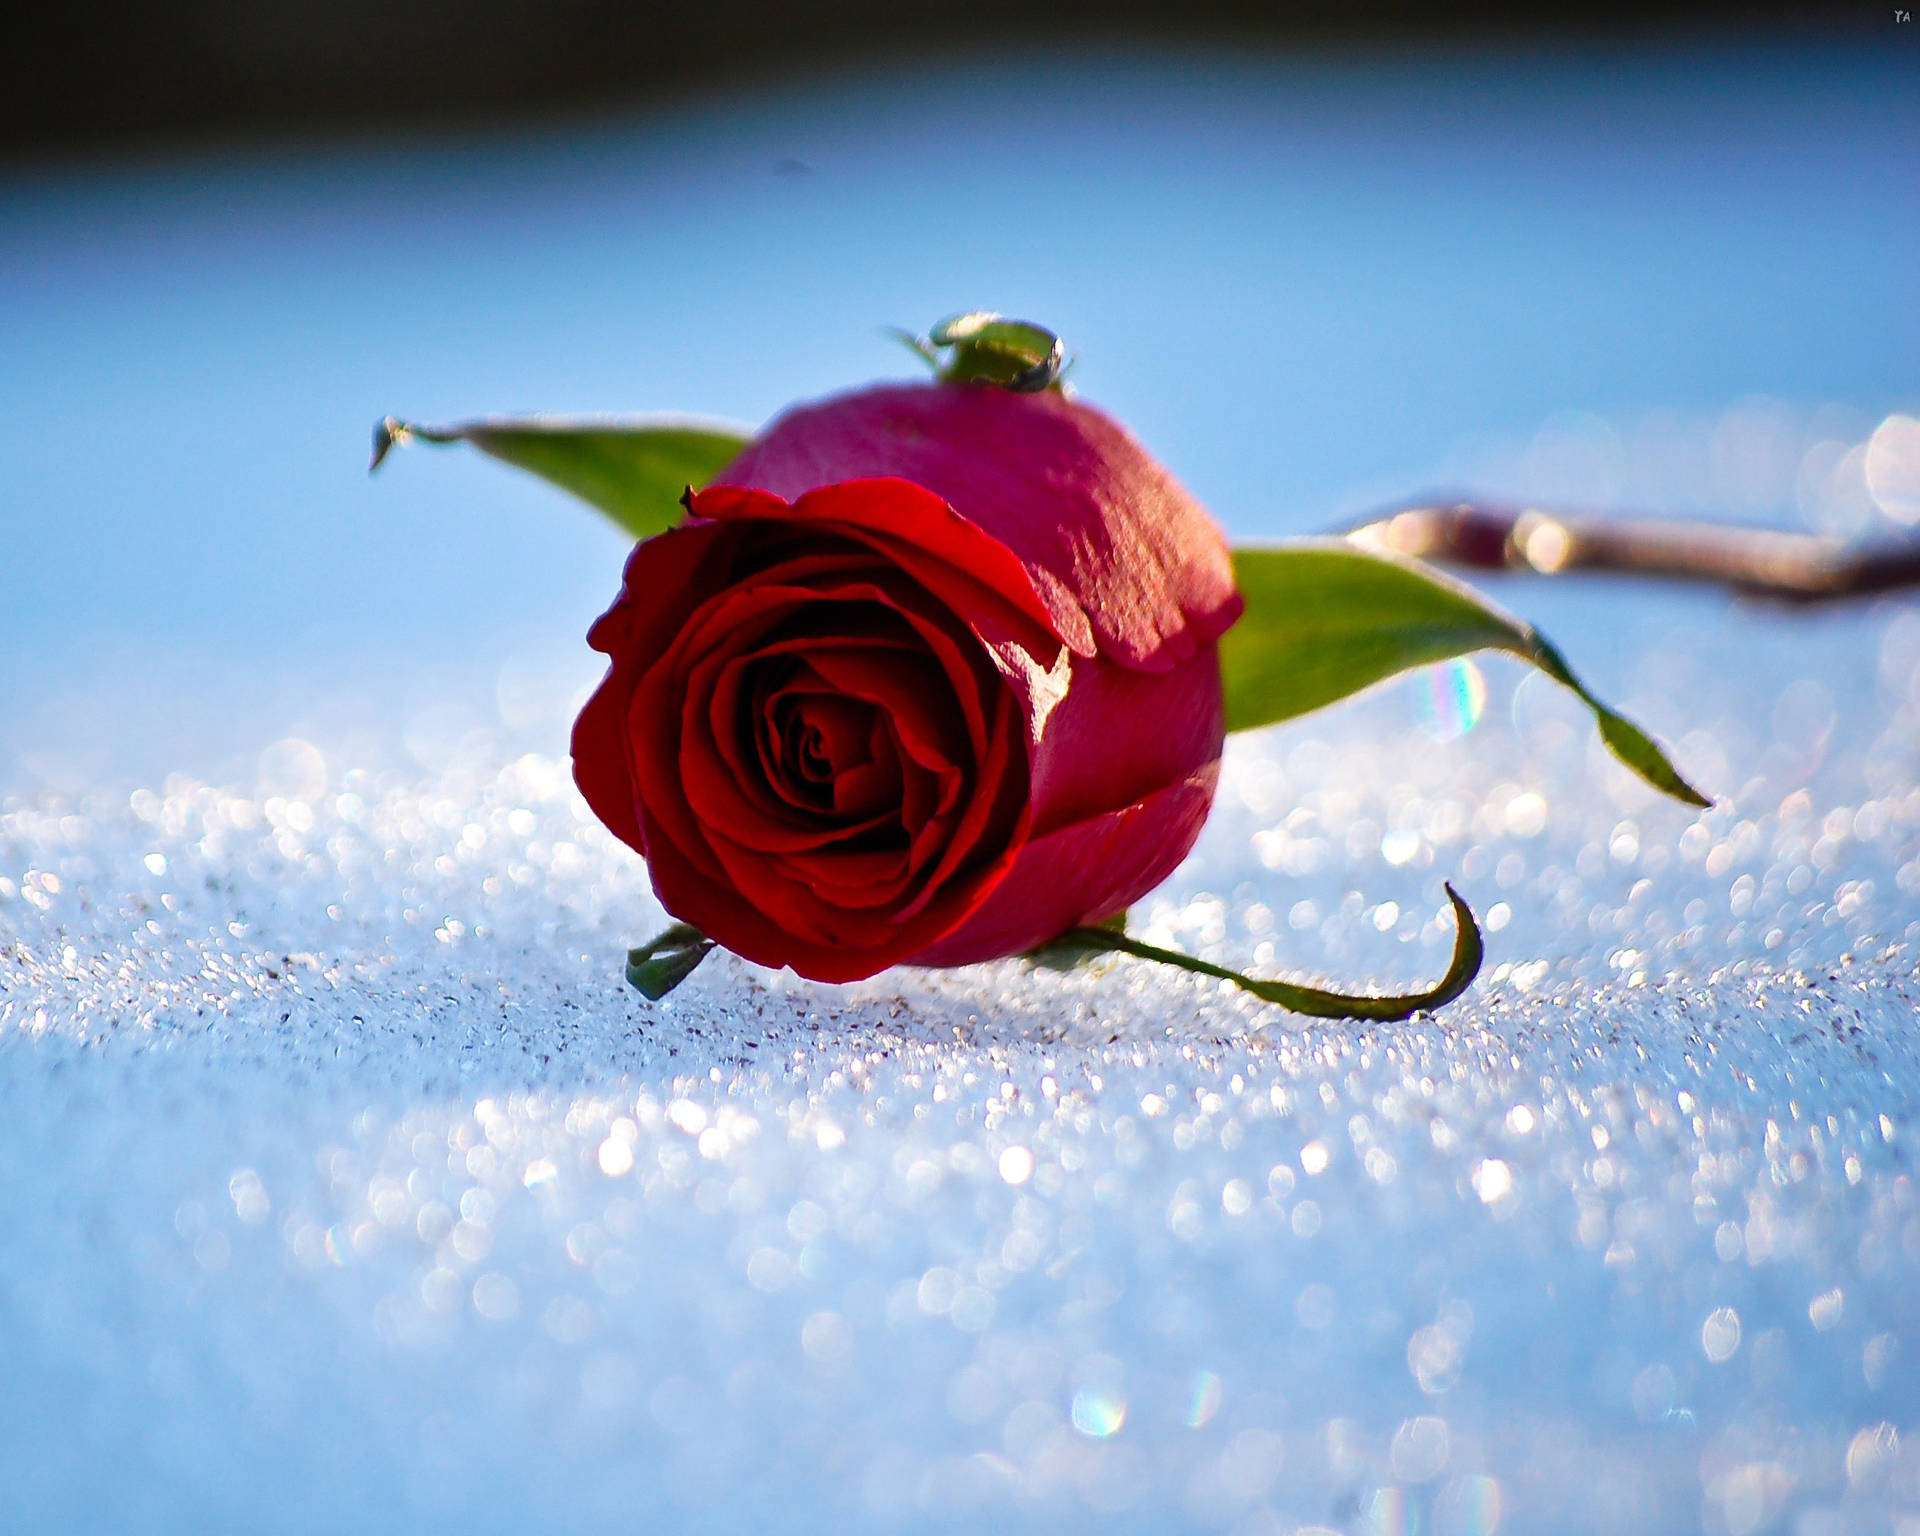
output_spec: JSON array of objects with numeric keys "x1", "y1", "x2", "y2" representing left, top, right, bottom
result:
[{"x1": 6, "y1": 598, "x2": 1920, "y2": 1535}]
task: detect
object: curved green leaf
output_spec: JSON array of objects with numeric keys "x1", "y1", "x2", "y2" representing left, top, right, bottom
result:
[
  {"x1": 1221, "y1": 539, "x2": 1708, "y2": 807},
  {"x1": 371, "y1": 414, "x2": 753, "y2": 540},
  {"x1": 1042, "y1": 883, "x2": 1483, "y2": 1021}
]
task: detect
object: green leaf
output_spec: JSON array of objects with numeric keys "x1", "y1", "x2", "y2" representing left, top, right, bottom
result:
[
  {"x1": 1044, "y1": 883, "x2": 1483, "y2": 1021},
  {"x1": 1220, "y1": 540, "x2": 1709, "y2": 807},
  {"x1": 625, "y1": 922, "x2": 717, "y2": 1000},
  {"x1": 370, "y1": 414, "x2": 752, "y2": 541}
]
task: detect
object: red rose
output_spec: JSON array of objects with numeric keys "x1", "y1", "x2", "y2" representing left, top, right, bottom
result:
[{"x1": 571, "y1": 382, "x2": 1244, "y2": 983}]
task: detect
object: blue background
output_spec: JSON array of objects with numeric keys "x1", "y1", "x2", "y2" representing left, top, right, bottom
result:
[{"x1": 3, "y1": 41, "x2": 1915, "y2": 786}]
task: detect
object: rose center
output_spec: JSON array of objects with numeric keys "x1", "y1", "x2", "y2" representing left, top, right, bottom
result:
[
  {"x1": 796, "y1": 724, "x2": 830, "y2": 779},
  {"x1": 750, "y1": 678, "x2": 901, "y2": 822},
  {"x1": 781, "y1": 698, "x2": 866, "y2": 786}
]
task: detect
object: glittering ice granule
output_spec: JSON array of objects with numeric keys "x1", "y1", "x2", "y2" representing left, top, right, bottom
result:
[{"x1": 4, "y1": 600, "x2": 1920, "y2": 1535}]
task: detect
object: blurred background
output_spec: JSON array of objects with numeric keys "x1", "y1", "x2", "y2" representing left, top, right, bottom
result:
[
  {"x1": 0, "y1": 1, "x2": 1874, "y2": 157},
  {"x1": 2, "y1": 2, "x2": 1914, "y2": 791}
]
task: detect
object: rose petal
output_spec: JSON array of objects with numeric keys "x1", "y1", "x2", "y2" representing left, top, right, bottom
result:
[
  {"x1": 584, "y1": 519, "x2": 742, "y2": 672},
  {"x1": 571, "y1": 667, "x2": 647, "y2": 857},
  {"x1": 696, "y1": 558, "x2": 1000, "y2": 765},
  {"x1": 903, "y1": 761, "x2": 1221, "y2": 967},
  {"x1": 714, "y1": 387, "x2": 1244, "y2": 669},
  {"x1": 891, "y1": 684, "x2": 1028, "y2": 923},
  {"x1": 804, "y1": 646, "x2": 968, "y2": 781},
  {"x1": 693, "y1": 479, "x2": 1064, "y2": 653},
  {"x1": 831, "y1": 715, "x2": 904, "y2": 819},
  {"x1": 1025, "y1": 642, "x2": 1226, "y2": 836},
  {"x1": 722, "y1": 553, "x2": 1005, "y2": 766},
  {"x1": 573, "y1": 519, "x2": 742, "y2": 857},
  {"x1": 771, "y1": 840, "x2": 912, "y2": 897}
]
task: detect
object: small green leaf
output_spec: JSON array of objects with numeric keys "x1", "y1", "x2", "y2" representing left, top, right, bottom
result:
[
  {"x1": 1220, "y1": 540, "x2": 1708, "y2": 807},
  {"x1": 625, "y1": 922, "x2": 717, "y2": 1000},
  {"x1": 1046, "y1": 884, "x2": 1483, "y2": 1021},
  {"x1": 371, "y1": 414, "x2": 752, "y2": 541}
]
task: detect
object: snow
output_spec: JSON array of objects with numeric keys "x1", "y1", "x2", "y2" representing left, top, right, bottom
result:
[{"x1": 6, "y1": 598, "x2": 1919, "y2": 1535}]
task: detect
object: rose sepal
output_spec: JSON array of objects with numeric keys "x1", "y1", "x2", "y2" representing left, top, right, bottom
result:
[
  {"x1": 626, "y1": 923, "x2": 717, "y2": 1000},
  {"x1": 897, "y1": 313, "x2": 1068, "y2": 393}
]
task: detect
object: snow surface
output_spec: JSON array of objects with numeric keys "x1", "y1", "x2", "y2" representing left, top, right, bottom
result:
[{"x1": 5, "y1": 596, "x2": 1920, "y2": 1536}]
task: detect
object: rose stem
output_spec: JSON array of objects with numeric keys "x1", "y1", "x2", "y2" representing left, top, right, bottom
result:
[
  {"x1": 1340, "y1": 500, "x2": 1920, "y2": 603},
  {"x1": 1053, "y1": 884, "x2": 1482, "y2": 1023}
]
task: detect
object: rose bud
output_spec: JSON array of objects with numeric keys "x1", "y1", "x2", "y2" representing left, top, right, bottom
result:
[{"x1": 571, "y1": 381, "x2": 1244, "y2": 983}]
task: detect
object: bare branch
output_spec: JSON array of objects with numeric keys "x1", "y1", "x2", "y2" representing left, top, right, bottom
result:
[{"x1": 1341, "y1": 500, "x2": 1920, "y2": 604}]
